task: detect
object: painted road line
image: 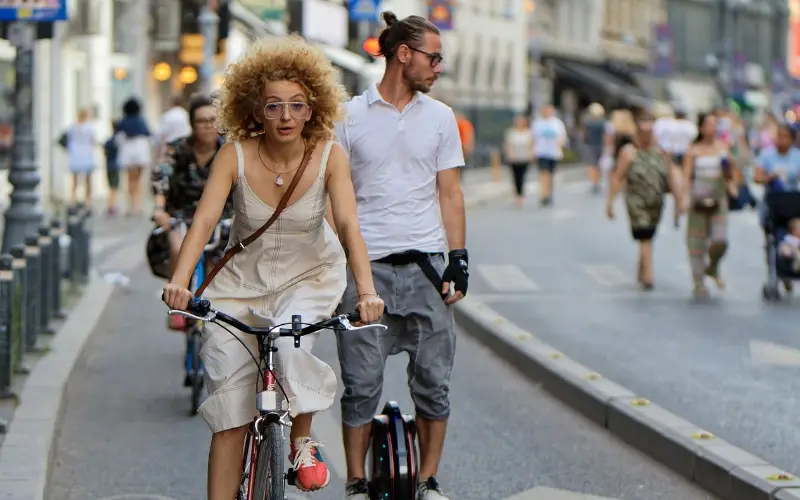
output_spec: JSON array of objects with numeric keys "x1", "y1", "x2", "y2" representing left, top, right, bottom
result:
[
  {"x1": 504, "y1": 486, "x2": 619, "y2": 500},
  {"x1": 750, "y1": 340, "x2": 800, "y2": 367},
  {"x1": 476, "y1": 264, "x2": 540, "y2": 292},
  {"x1": 581, "y1": 264, "x2": 629, "y2": 287},
  {"x1": 453, "y1": 296, "x2": 800, "y2": 500}
]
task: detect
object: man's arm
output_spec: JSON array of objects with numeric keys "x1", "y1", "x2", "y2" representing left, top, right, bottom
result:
[
  {"x1": 437, "y1": 168, "x2": 465, "y2": 249},
  {"x1": 437, "y1": 112, "x2": 467, "y2": 249}
]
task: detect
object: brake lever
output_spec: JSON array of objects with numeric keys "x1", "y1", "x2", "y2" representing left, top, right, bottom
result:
[
  {"x1": 168, "y1": 309, "x2": 216, "y2": 322},
  {"x1": 340, "y1": 316, "x2": 388, "y2": 332}
]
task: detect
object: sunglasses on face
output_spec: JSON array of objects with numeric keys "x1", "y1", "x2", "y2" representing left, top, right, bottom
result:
[
  {"x1": 262, "y1": 102, "x2": 311, "y2": 120},
  {"x1": 408, "y1": 46, "x2": 444, "y2": 67}
]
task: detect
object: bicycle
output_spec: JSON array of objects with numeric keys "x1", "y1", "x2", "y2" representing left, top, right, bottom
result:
[
  {"x1": 153, "y1": 217, "x2": 231, "y2": 415},
  {"x1": 166, "y1": 297, "x2": 387, "y2": 500}
]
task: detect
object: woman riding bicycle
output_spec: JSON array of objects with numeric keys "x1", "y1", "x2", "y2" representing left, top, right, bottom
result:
[
  {"x1": 152, "y1": 93, "x2": 232, "y2": 330},
  {"x1": 161, "y1": 35, "x2": 384, "y2": 499}
]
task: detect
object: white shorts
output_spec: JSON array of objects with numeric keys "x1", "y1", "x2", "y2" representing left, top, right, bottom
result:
[{"x1": 118, "y1": 136, "x2": 152, "y2": 168}]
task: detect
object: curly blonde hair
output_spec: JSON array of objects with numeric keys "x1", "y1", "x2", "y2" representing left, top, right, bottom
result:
[{"x1": 216, "y1": 34, "x2": 348, "y2": 143}]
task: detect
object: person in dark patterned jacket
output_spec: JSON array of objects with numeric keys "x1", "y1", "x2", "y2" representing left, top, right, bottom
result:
[{"x1": 151, "y1": 94, "x2": 233, "y2": 283}]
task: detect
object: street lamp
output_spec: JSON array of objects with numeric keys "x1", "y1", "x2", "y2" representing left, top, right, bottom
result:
[{"x1": 2, "y1": 22, "x2": 40, "y2": 253}]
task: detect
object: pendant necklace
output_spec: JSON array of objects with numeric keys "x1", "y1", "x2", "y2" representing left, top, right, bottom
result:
[{"x1": 257, "y1": 136, "x2": 302, "y2": 186}]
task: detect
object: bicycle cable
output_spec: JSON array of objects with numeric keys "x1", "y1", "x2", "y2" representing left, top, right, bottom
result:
[{"x1": 209, "y1": 319, "x2": 348, "y2": 398}]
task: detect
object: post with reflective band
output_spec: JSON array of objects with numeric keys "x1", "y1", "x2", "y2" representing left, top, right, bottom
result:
[
  {"x1": 50, "y1": 219, "x2": 66, "y2": 319},
  {"x1": 9, "y1": 245, "x2": 28, "y2": 374},
  {"x1": 0, "y1": 255, "x2": 14, "y2": 402},
  {"x1": 24, "y1": 235, "x2": 42, "y2": 352},
  {"x1": 38, "y1": 224, "x2": 53, "y2": 334}
]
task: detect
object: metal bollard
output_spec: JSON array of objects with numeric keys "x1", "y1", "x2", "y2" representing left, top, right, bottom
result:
[
  {"x1": 66, "y1": 206, "x2": 80, "y2": 283},
  {"x1": 38, "y1": 224, "x2": 54, "y2": 334},
  {"x1": 9, "y1": 245, "x2": 27, "y2": 374},
  {"x1": 79, "y1": 208, "x2": 91, "y2": 281},
  {"x1": 0, "y1": 255, "x2": 13, "y2": 399},
  {"x1": 24, "y1": 235, "x2": 42, "y2": 352},
  {"x1": 50, "y1": 220, "x2": 66, "y2": 319}
]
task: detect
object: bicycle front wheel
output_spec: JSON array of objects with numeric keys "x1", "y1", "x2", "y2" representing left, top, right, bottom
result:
[{"x1": 251, "y1": 420, "x2": 285, "y2": 500}]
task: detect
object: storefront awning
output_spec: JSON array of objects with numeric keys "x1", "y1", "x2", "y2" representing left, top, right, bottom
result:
[{"x1": 553, "y1": 60, "x2": 650, "y2": 108}]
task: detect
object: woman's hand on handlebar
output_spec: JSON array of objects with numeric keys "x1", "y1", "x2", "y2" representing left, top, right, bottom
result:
[
  {"x1": 356, "y1": 293, "x2": 385, "y2": 323},
  {"x1": 162, "y1": 282, "x2": 193, "y2": 311}
]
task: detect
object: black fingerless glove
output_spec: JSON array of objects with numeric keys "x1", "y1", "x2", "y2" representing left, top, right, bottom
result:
[{"x1": 442, "y1": 249, "x2": 469, "y2": 297}]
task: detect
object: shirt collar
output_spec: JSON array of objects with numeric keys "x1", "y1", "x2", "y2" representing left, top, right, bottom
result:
[{"x1": 366, "y1": 83, "x2": 425, "y2": 110}]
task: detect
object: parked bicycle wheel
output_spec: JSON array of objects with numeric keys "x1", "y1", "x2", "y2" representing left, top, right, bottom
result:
[{"x1": 251, "y1": 421, "x2": 285, "y2": 500}]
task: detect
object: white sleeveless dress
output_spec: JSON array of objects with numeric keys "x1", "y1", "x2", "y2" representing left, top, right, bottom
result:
[{"x1": 198, "y1": 139, "x2": 347, "y2": 433}]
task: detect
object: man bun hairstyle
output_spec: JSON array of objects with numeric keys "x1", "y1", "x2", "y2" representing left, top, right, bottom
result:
[{"x1": 377, "y1": 10, "x2": 439, "y2": 60}]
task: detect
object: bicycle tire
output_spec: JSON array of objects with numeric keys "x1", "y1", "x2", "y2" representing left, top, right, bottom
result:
[
  {"x1": 189, "y1": 330, "x2": 203, "y2": 416},
  {"x1": 251, "y1": 421, "x2": 285, "y2": 500}
]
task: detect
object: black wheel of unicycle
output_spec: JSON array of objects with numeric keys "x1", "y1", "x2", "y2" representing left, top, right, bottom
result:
[
  {"x1": 190, "y1": 330, "x2": 203, "y2": 416},
  {"x1": 251, "y1": 420, "x2": 285, "y2": 500},
  {"x1": 368, "y1": 401, "x2": 418, "y2": 500}
]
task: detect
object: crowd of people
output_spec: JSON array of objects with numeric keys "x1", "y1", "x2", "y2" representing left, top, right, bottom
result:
[{"x1": 573, "y1": 103, "x2": 799, "y2": 297}]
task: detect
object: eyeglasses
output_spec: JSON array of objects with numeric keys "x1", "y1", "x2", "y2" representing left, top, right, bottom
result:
[
  {"x1": 193, "y1": 117, "x2": 216, "y2": 126},
  {"x1": 263, "y1": 102, "x2": 311, "y2": 120},
  {"x1": 409, "y1": 47, "x2": 444, "y2": 67}
]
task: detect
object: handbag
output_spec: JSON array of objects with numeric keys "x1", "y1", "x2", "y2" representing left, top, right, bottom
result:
[
  {"x1": 146, "y1": 229, "x2": 171, "y2": 280},
  {"x1": 193, "y1": 142, "x2": 315, "y2": 298}
]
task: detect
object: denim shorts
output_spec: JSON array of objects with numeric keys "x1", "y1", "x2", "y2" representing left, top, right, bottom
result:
[
  {"x1": 335, "y1": 254, "x2": 456, "y2": 427},
  {"x1": 537, "y1": 158, "x2": 558, "y2": 172}
]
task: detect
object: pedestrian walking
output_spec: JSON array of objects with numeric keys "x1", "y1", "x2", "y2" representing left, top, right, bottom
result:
[
  {"x1": 532, "y1": 103, "x2": 567, "y2": 206},
  {"x1": 682, "y1": 113, "x2": 735, "y2": 298},
  {"x1": 116, "y1": 97, "x2": 153, "y2": 216},
  {"x1": 606, "y1": 109, "x2": 680, "y2": 289},
  {"x1": 103, "y1": 120, "x2": 121, "y2": 216},
  {"x1": 582, "y1": 102, "x2": 609, "y2": 194},
  {"x1": 334, "y1": 11, "x2": 468, "y2": 500},
  {"x1": 65, "y1": 108, "x2": 97, "y2": 211},
  {"x1": 504, "y1": 113, "x2": 534, "y2": 207}
]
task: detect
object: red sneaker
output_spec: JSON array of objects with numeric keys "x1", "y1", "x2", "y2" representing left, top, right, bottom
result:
[{"x1": 289, "y1": 437, "x2": 330, "y2": 491}]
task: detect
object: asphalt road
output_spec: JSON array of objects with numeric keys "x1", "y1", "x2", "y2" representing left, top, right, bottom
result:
[
  {"x1": 46, "y1": 262, "x2": 711, "y2": 500},
  {"x1": 466, "y1": 180, "x2": 800, "y2": 478}
]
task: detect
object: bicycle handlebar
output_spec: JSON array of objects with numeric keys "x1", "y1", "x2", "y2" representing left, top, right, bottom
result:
[{"x1": 164, "y1": 296, "x2": 384, "y2": 346}]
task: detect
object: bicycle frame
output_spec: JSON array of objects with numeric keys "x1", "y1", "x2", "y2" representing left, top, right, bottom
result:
[{"x1": 240, "y1": 332, "x2": 287, "y2": 497}]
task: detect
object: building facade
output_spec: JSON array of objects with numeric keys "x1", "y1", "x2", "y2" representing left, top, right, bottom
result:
[
  {"x1": 665, "y1": 0, "x2": 788, "y2": 116},
  {"x1": 379, "y1": 0, "x2": 529, "y2": 148},
  {"x1": 528, "y1": 0, "x2": 664, "y2": 128}
]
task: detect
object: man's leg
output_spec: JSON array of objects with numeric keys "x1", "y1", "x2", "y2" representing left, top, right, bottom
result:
[
  {"x1": 400, "y1": 255, "x2": 457, "y2": 482},
  {"x1": 336, "y1": 263, "x2": 397, "y2": 484}
]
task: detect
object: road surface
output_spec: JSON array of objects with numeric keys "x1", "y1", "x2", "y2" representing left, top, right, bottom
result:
[
  {"x1": 466, "y1": 180, "x2": 800, "y2": 478},
  {"x1": 47, "y1": 262, "x2": 711, "y2": 500}
]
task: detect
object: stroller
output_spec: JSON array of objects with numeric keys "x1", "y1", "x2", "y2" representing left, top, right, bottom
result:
[{"x1": 761, "y1": 191, "x2": 800, "y2": 301}]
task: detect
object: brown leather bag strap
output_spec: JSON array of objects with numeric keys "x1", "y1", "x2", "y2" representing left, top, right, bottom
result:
[{"x1": 194, "y1": 143, "x2": 315, "y2": 298}]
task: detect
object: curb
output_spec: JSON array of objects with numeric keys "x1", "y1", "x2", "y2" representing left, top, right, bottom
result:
[
  {"x1": 454, "y1": 297, "x2": 800, "y2": 500},
  {"x1": 0, "y1": 276, "x2": 116, "y2": 500}
]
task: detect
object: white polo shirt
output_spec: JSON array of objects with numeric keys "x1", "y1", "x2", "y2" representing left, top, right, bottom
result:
[{"x1": 335, "y1": 84, "x2": 465, "y2": 260}]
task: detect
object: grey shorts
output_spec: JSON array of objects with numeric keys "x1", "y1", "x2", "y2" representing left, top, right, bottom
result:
[{"x1": 335, "y1": 254, "x2": 456, "y2": 427}]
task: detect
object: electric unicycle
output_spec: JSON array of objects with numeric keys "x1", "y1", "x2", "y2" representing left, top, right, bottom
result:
[{"x1": 368, "y1": 401, "x2": 419, "y2": 500}]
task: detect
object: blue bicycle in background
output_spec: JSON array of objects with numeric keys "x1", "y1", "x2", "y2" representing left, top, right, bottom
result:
[{"x1": 153, "y1": 217, "x2": 232, "y2": 415}]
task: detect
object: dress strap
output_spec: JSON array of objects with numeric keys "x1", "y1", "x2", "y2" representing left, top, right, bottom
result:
[
  {"x1": 233, "y1": 141, "x2": 245, "y2": 179},
  {"x1": 318, "y1": 140, "x2": 335, "y2": 179}
]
